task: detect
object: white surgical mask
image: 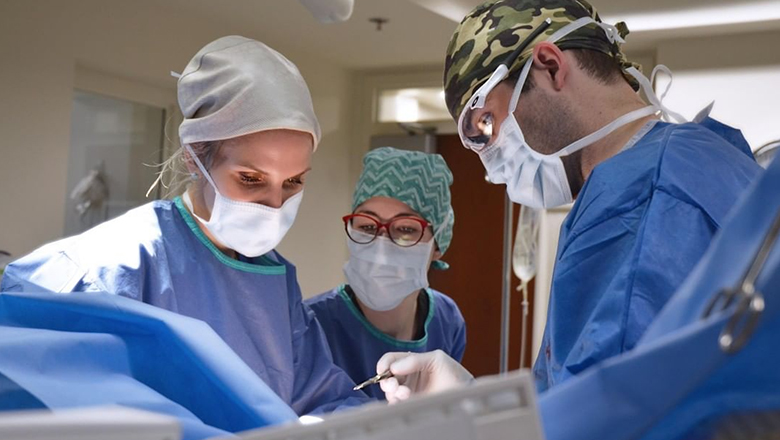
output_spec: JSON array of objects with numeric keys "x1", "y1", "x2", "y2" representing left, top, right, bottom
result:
[
  {"x1": 459, "y1": 17, "x2": 685, "y2": 209},
  {"x1": 183, "y1": 144, "x2": 302, "y2": 257},
  {"x1": 344, "y1": 221, "x2": 444, "y2": 312}
]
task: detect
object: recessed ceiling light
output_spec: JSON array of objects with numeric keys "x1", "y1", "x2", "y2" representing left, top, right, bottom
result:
[
  {"x1": 412, "y1": 0, "x2": 780, "y2": 33},
  {"x1": 602, "y1": 1, "x2": 780, "y2": 32}
]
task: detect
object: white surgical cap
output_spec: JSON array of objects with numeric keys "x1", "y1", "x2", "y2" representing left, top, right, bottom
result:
[{"x1": 177, "y1": 36, "x2": 321, "y2": 150}]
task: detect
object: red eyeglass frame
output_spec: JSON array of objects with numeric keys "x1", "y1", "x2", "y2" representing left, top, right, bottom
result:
[{"x1": 342, "y1": 213, "x2": 431, "y2": 246}]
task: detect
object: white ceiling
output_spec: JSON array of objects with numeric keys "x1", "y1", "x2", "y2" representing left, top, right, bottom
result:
[
  {"x1": 410, "y1": 0, "x2": 777, "y2": 21},
  {"x1": 158, "y1": 0, "x2": 780, "y2": 70},
  {"x1": 159, "y1": 0, "x2": 458, "y2": 70}
]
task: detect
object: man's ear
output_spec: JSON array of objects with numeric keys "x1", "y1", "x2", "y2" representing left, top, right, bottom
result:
[{"x1": 531, "y1": 42, "x2": 569, "y2": 92}]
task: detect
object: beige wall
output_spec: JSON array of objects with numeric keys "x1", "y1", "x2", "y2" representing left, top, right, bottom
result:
[
  {"x1": 349, "y1": 66, "x2": 448, "y2": 191},
  {"x1": 0, "y1": 0, "x2": 351, "y2": 297},
  {"x1": 2, "y1": 0, "x2": 779, "y2": 301},
  {"x1": 656, "y1": 30, "x2": 780, "y2": 150}
]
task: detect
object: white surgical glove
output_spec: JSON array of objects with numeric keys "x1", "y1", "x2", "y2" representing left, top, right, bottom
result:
[
  {"x1": 376, "y1": 350, "x2": 474, "y2": 404},
  {"x1": 298, "y1": 415, "x2": 324, "y2": 425}
]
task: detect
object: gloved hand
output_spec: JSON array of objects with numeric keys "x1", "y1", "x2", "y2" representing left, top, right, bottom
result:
[{"x1": 376, "y1": 350, "x2": 474, "y2": 404}]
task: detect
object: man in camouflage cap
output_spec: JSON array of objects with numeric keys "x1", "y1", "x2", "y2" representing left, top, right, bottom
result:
[
  {"x1": 444, "y1": 0, "x2": 637, "y2": 122},
  {"x1": 376, "y1": 0, "x2": 760, "y2": 400}
]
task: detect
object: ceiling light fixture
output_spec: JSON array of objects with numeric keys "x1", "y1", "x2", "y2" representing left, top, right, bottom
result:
[
  {"x1": 299, "y1": 0, "x2": 354, "y2": 24},
  {"x1": 601, "y1": 1, "x2": 780, "y2": 32},
  {"x1": 369, "y1": 17, "x2": 389, "y2": 31},
  {"x1": 411, "y1": 0, "x2": 780, "y2": 33}
]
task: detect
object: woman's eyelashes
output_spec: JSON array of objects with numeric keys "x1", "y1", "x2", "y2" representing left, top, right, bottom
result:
[
  {"x1": 283, "y1": 176, "x2": 304, "y2": 189},
  {"x1": 239, "y1": 172, "x2": 265, "y2": 187},
  {"x1": 238, "y1": 172, "x2": 305, "y2": 190}
]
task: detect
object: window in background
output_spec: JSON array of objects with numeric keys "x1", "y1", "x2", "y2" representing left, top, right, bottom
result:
[
  {"x1": 377, "y1": 87, "x2": 450, "y2": 123},
  {"x1": 64, "y1": 91, "x2": 165, "y2": 235}
]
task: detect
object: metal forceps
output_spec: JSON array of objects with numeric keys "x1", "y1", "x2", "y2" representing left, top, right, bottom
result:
[{"x1": 702, "y1": 207, "x2": 780, "y2": 354}]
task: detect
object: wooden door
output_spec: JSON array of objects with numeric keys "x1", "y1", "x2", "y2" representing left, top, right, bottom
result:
[{"x1": 429, "y1": 135, "x2": 536, "y2": 377}]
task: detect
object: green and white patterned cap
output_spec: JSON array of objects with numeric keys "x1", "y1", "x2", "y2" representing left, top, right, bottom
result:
[{"x1": 353, "y1": 147, "x2": 455, "y2": 270}]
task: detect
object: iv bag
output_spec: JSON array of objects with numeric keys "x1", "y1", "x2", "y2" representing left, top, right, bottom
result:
[
  {"x1": 513, "y1": 205, "x2": 540, "y2": 369},
  {"x1": 513, "y1": 205, "x2": 540, "y2": 283}
]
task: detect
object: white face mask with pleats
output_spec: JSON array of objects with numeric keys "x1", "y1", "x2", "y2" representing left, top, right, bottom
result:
[
  {"x1": 183, "y1": 144, "x2": 303, "y2": 257},
  {"x1": 344, "y1": 216, "x2": 448, "y2": 312},
  {"x1": 458, "y1": 17, "x2": 685, "y2": 209}
]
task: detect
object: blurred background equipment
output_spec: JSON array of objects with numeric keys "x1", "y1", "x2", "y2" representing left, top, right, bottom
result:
[{"x1": 755, "y1": 140, "x2": 780, "y2": 169}]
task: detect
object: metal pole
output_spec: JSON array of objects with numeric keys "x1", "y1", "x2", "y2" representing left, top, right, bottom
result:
[{"x1": 499, "y1": 194, "x2": 514, "y2": 374}]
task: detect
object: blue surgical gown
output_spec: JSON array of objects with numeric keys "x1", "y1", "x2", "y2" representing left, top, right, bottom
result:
[
  {"x1": 1, "y1": 197, "x2": 368, "y2": 415},
  {"x1": 539, "y1": 150, "x2": 780, "y2": 440},
  {"x1": 306, "y1": 285, "x2": 466, "y2": 400},
  {"x1": 533, "y1": 117, "x2": 760, "y2": 392},
  {"x1": 0, "y1": 290, "x2": 299, "y2": 440}
]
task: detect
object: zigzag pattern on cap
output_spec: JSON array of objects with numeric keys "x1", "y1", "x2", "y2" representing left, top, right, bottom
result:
[{"x1": 353, "y1": 147, "x2": 454, "y2": 255}]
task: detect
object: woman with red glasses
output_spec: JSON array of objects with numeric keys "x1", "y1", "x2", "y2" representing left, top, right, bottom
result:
[{"x1": 305, "y1": 147, "x2": 465, "y2": 400}]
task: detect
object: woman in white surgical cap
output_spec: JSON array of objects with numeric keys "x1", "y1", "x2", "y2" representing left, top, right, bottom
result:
[{"x1": 1, "y1": 36, "x2": 368, "y2": 414}]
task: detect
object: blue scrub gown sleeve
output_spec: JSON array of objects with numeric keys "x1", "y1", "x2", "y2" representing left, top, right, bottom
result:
[
  {"x1": 620, "y1": 192, "x2": 719, "y2": 350},
  {"x1": 536, "y1": 195, "x2": 719, "y2": 388},
  {"x1": 451, "y1": 309, "x2": 467, "y2": 362},
  {"x1": 288, "y1": 285, "x2": 370, "y2": 415},
  {"x1": 1, "y1": 245, "x2": 98, "y2": 294}
]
